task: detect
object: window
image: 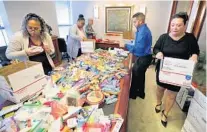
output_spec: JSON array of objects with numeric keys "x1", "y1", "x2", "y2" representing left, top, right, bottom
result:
[
  {"x1": 55, "y1": 1, "x2": 72, "y2": 41},
  {"x1": 0, "y1": 16, "x2": 9, "y2": 47}
]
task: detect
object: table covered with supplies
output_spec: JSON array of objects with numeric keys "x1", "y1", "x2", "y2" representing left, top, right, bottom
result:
[{"x1": 0, "y1": 48, "x2": 132, "y2": 132}]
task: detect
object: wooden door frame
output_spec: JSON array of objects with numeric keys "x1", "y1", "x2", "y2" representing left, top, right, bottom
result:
[
  {"x1": 167, "y1": 0, "x2": 194, "y2": 32},
  {"x1": 192, "y1": 1, "x2": 206, "y2": 39}
]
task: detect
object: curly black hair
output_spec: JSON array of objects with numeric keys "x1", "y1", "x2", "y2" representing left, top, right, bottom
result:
[{"x1": 22, "y1": 13, "x2": 47, "y2": 38}]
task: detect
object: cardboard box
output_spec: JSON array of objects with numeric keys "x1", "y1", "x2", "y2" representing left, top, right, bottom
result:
[
  {"x1": 0, "y1": 61, "x2": 45, "y2": 91},
  {"x1": 176, "y1": 87, "x2": 194, "y2": 110},
  {"x1": 186, "y1": 99, "x2": 206, "y2": 132},
  {"x1": 0, "y1": 76, "x2": 47, "y2": 103},
  {"x1": 182, "y1": 119, "x2": 202, "y2": 132},
  {"x1": 193, "y1": 88, "x2": 206, "y2": 109},
  {"x1": 0, "y1": 61, "x2": 46, "y2": 103},
  {"x1": 81, "y1": 40, "x2": 95, "y2": 53},
  {"x1": 159, "y1": 57, "x2": 195, "y2": 87},
  {"x1": 181, "y1": 127, "x2": 187, "y2": 132}
]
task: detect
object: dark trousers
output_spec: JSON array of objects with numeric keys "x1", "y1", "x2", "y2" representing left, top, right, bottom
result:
[
  {"x1": 130, "y1": 55, "x2": 152, "y2": 98},
  {"x1": 77, "y1": 48, "x2": 82, "y2": 57}
]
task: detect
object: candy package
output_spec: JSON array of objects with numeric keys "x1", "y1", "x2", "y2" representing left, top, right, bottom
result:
[
  {"x1": 82, "y1": 123, "x2": 105, "y2": 132},
  {"x1": 0, "y1": 117, "x2": 19, "y2": 132},
  {"x1": 51, "y1": 101, "x2": 68, "y2": 119}
]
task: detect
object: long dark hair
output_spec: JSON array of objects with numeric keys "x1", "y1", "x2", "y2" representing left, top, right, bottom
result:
[
  {"x1": 22, "y1": 13, "x2": 47, "y2": 38},
  {"x1": 172, "y1": 12, "x2": 189, "y2": 25}
]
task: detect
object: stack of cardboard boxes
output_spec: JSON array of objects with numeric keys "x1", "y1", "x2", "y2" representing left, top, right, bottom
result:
[{"x1": 181, "y1": 88, "x2": 206, "y2": 132}]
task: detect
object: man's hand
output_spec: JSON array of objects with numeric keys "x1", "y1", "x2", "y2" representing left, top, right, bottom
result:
[{"x1": 156, "y1": 52, "x2": 164, "y2": 59}]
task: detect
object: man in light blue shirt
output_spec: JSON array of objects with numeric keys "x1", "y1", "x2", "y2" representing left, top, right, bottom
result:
[{"x1": 125, "y1": 12, "x2": 152, "y2": 99}]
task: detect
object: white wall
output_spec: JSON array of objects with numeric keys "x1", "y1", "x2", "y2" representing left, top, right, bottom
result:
[
  {"x1": 0, "y1": 1, "x2": 13, "y2": 37},
  {"x1": 187, "y1": 1, "x2": 200, "y2": 32},
  {"x1": 71, "y1": 1, "x2": 172, "y2": 45},
  {"x1": 198, "y1": 18, "x2": 206, "y2": 51},
  {"x1": 3, "y1": 1, "x2": 59, "y2": 38}
]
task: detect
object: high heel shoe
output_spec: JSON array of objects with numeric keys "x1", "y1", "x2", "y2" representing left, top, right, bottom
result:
[
  {"x1": 155, "y1": 103, "x2": 162, "y2": 113},
  {"x1": 161, "y1": 110, "x2": 168, "y2": 127}
]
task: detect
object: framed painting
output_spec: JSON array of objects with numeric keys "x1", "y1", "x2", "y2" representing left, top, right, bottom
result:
[{"x1": 105, "y1": 6, "x2": 132, "y2": 33}]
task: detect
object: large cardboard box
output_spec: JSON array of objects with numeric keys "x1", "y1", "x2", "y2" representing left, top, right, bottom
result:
[
  {"x1": 186, "y1": 99, "x2": 206, "y2": 132},
  {"x1": 159, "y1": 57, "x2": 195, "y2": 87},
  {"x1": 81, "y1": 40, "x2": 95, "y2": 53},
  {"x1": 193, "y1": 88, "x2": 206, "y2": 109},
  {"x1": 182, "y1": 119, "x2": 202, "y2": 132},
  {"x1": 0, "y1": 61, "x2": 46, "y2": 103},
  {"x1": 0, "y1": 76, "x2": 47, "y2": 103},
  {"x1": 176, "y1": 86, "x2": 194, "y2": 111}
]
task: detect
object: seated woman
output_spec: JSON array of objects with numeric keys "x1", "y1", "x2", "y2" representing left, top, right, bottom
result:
[
  {"x1": 67, "y1": 14, "x2": 86, "y2": 60},
  {"x1": 6, "y1": 13, "x2": 55, "y2": 75}
]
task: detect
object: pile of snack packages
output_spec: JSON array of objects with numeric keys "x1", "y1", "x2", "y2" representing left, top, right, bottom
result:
[{"x1": 0, "y1": 48, "x2": 129, "y2": 132}]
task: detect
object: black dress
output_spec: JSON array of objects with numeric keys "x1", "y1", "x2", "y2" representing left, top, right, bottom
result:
[
  {"x1": 28, "y1": 38, "x2": 52, "y2": 75},
  {"x1": 153, "y1": 33, "x2": 200, "y2": 92}
]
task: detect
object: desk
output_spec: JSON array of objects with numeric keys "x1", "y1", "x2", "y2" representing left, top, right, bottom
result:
[
  {"x1": 96, "y1": 40, "x2": 120, "y2": 49},
  {"x1": 52, "y1": 36, "x2": 62, "y2": 66}
]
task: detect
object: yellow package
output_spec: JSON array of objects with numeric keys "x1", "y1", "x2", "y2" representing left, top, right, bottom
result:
[{"x1": 2, "y1": 105, "x2": 15, "y2": 118}]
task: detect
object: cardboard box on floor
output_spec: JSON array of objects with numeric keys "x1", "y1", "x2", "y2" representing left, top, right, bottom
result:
[
  {"x1": 182, "y1": 99, "x2": 206, "y2": 132},
  {"x1": 186, "y1": 99, "x2": 206, "y2": 131},
  {"x1": 182, "y1": 119, "x2": 201, "y2": 132},
  {"x1": 181, "y1": 88, "x2": 207, "y2": 132},
  {"x1": 193, "y1": 88, "x2": 206, "y2": 109},
  {"x1": 0, "y1": 61, "x2": 47, "y2": 103},
  {"x1": 176, "y1": 86, "x2": 194, "y2": 111}
]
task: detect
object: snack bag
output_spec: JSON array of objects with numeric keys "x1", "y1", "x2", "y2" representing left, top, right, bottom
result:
[{"x1": 51, "y1": 101, "x2": 68, "y2": 119}]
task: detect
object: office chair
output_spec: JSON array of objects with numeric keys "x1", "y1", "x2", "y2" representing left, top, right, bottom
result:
[
  {"x1": 57, "y1": 38, "x2": 70, "y2": 62},
  {"x1": 0, "y1": 46, "x2": 11, "y2": 66}
]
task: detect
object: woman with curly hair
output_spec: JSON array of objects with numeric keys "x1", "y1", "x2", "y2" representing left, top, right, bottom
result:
[{"x1": 6, "y1": 13, "x2": 55, "y2": 75}]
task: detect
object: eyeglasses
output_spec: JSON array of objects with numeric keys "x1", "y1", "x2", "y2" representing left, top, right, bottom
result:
[{"x1": 27, "y1": 26, "x2": 40, "y2": 32}]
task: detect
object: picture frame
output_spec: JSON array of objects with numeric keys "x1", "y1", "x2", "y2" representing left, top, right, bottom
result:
[{"x1": 105, "y1": 6, "x2": 132, "y2": 33}]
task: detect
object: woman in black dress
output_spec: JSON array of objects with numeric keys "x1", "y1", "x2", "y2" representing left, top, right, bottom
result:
[{"x1": 153, "y1": 12, "x2": 199, "y2": 127}]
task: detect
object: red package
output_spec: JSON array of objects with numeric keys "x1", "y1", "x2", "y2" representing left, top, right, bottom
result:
[
  {"x1": 57, "y1": 93, "x2": 65, "y2": 98},
  {"x1": 51, "y1": 101, "x2": 68, "y2": 119},
  {"x1": 96, "y1": 39, "x2": 102, "y2": 43},
  {"x1": 82, "y1": 123, "x2": 105, "y2": 132},
  {"x1": 43, "y1": 101, "x2": 53, "y2": 106}
]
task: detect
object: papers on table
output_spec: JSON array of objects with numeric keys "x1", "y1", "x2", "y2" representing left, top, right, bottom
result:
[
  {"x1": 159, "y1": 57, "x2": 195, "y2": 87},
  {"x1": 81, "y1": 41, "x2": 95, "y2": 53}
]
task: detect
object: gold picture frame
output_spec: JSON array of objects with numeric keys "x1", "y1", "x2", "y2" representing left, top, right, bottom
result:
[{"x1": 105, "y1": 6, "x2": 132, "y2": 33}]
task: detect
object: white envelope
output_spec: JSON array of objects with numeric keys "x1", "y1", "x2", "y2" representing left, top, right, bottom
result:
[{"x1": 159, "y1": 57, "x2": 195, "y2": 87}]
